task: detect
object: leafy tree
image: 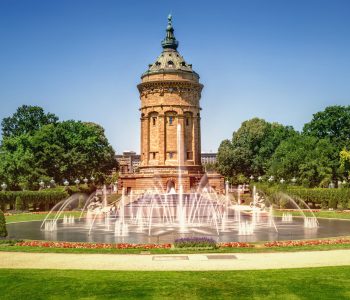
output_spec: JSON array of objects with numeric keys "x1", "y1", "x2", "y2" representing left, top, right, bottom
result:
[
  {"x1": 340, "y1": 149, "x2": 350, "y2": 178},
  {"x1": 268, "y1": 134, "x2": 338, "y2": 187},
  {"x1": 0, "y1": 107, "x2": 117, "y2": 189},
  {"x1": 0, "y1": 210, "x2": 7, "y2": 238},
  {"x1": 217, "y1": 118, "x2": 295, "y2": 179},
  {"x1": 217, "y1": 139, "x2": 235, "y2": 177},
  {"x1": 303, "y1": 105, "x2": 350, "y2": 149},
  {"x1": 1, "y1": 105, "x2": 58, "y2": 138},
  {"x1": 0, "y1": 134, "x2": 44, "y2": 190}
]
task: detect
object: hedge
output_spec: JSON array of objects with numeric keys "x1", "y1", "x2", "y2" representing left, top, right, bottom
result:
[
  {"x1": 255, "y1": 184, "x2": 350, "y2": 209},
  {"x1": 0, "y1": 210, "x2": 7, "y2": 237},
  {"x1": 0, "y1": 190, "x2": 69, "y2": 212}
]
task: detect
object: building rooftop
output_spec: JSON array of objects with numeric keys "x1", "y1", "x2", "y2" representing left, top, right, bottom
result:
[{"x1": 142, "y1": 15, "x2": 198, "y2": 78}]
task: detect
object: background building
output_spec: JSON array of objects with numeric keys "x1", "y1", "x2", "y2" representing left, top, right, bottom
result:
[
  {"x1": 115, "y1": 151, "x2": 141, "y2": 174},
  {"x1": 201, "y1": 152, "x2": 217, "y2": 165}
]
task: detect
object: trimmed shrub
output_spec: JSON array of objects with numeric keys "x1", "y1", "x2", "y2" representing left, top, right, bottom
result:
[
  {"x1": 0, "y1": 189, "x2": 69, "y2": 212},
  {"x1": 0, "y1": 210, "x2": 7, "y2": 238},
  {"x1": 255, "y1": 183, "x2": 350, "y2": 209},
  {"x1": 15, "y1": 196, "x2": 24, "y2": 211}
]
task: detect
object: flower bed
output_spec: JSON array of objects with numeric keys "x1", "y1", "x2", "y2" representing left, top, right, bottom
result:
[
  {"x1": 16, "y1": 240, "x2": 172, "y2": 249},
  {"x1": 12, "y1": 238, "x2": 350, "y2": 251},
  {"x1": 264, "y1": 239, "x2": 350, "y2": 247},
  {"x1": 218, "y1": 242, "x2": 254, "y2": 248},
  {"x1": 174, "y1": 237, "x2": 217, "y2": 248}
]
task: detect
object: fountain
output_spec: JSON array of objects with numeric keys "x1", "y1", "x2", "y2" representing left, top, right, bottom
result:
[
  {"x1": 282, "y1": 213, "x2": 293, "y2": 222},
  {"x1": 9, "y1": 124, "x2": 335, "y2": 244}
]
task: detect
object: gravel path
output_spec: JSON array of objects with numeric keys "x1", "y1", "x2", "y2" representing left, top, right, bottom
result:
[{"x1": 1, "y1": 250, "x2": 350, "y2": 271}]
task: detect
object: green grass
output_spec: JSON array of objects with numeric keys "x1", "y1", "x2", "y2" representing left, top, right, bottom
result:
[
  {"x1": 1, "y1": 242, "x2": 350, "y2": 254},
  {"x1": 6, "y1": 210, "x2": 350, "y2": 225},
  {"x1": 6, "y1": 210, "x2": 350, "y2": 224},
  {"x1": 274, "y1": 210, "x2": 350, "y2": 219},
  {"x1": 1, "y1": 267, "x2": 350, "y2": 299},
  {"x1": 5, "y1": 211, "x2": 84, "y2": 223}
]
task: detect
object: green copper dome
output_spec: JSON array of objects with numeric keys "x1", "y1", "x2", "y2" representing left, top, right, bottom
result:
[
  {"x1": 142, "y1": 15, "x2": 199, "y2": 78},
  {"x1": 161, "y1": 14, "x2": 179, "y2": 50}
]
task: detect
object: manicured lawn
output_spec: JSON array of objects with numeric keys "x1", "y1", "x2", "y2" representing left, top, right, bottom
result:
[
  {"x1": 1, "y1": 267, "x2": 350, "y2": 299},
  {"x1": 274, "y1": 209, "x2": 350, "y2": 219},
  {"x1": 1, "y1": 242, "x2": 350, "y2": 254},
  {"x1": 6, "y1": 210, "x2": 350, "y2": 225},
  {"x1": 5, "y1": 211, "x2": 84, "y2": 223}
]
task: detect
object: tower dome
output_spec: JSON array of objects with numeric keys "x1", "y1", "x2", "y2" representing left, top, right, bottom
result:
[{"x1": 142, "y1": 15, "x2": 199, "y2": 78}]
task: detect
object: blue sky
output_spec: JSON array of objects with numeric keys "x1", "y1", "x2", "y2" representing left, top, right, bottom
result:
[{"x1": 0, "y1": 0, "x2": 349, "y2": 153}]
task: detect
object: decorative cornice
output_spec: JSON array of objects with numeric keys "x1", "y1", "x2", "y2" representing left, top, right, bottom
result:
[{"x1": 138, "y1": 80, "x2": 203, "y2": 98}]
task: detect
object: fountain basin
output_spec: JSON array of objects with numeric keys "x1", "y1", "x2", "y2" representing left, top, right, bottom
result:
[{"x1": 7, "y1": 217, "x2": 350, "y2": 244}]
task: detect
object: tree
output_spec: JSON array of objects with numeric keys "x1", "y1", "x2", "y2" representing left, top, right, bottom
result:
[
  {"x1": 268, "y1": 134, "x2": 338, "y2": 187},
  {"x1": 30, "y1": 120, "x2": 117, "y2": 184},
  {"x1": 217, "y1": 118, "x2": 296, "y2": 179},
  {"x1": 340, "y1": 149, "x2": 350, "y2": 178},
  {"x1": 0, "y1": 106, "x2": 117, "y2": 189},
  {"x1": 0, "y1": 210, "x2": 7, "y2": 238},
  {"x1": 303, "y1": 105, "x2": 350, "y2": 150},
  {"x1": 217, "y1": 139, "x2": 235, "y2": 177},
  {"x1": 0, "y1": 134, "x2": 43, "y2": 190},
  {"x1": 1, "y1": 105, "x2": 58, "y2": 138}
]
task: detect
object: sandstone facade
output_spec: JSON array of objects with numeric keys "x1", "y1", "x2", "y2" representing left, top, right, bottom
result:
[{"x1": 118, "y1": 16, "x2": 224, "y2": 194}]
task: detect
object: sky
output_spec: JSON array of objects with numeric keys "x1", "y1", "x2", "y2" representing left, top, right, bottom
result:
[{"x1": 0, "y1": 0, "x2": 349, "y2": 153}]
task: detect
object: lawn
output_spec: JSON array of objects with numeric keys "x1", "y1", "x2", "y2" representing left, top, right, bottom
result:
[
  {"x1": 1, "y1": 267, "x2": 350, "y2": 299},
  {"x1": 6, "y1": 210, "x2": 350, "y2": 225},
  {"x1": 5, "y1": 211, "x2": 84, "y2": 223},
  {"x1": 2, "y1": 242, "x2": 350, "y2": 254},
  {"x1": 274, "y1": 209, "x2": 350, "y2": 219}
]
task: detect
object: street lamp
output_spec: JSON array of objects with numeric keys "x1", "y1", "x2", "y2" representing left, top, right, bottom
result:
[
  {"x1": 63, "y1": 180, "x2": 69, "y2": 187},
  {"x1": 50, "y1": 178, "x2": 55, "y2": 186},
  {"x1": 74, "y1": 179, "x2": 80, "y2": 185},
  {"x1": 291, "y1": 177, "x2": 297, "y2": 184},
  {"x1": 90, "y1": 176, "x2": 95, "y2": 182},
  {"x1": 39, "y1": 180, "x2": 45, "y2": 189},
  {"x1": 258, "y1": 176, "x2": 262, "y2": 182},
  {"x1": 1, "y1": 182, "x2": 7, "y2": 191},
  {"x1": 280, "y1": 178, "x2": 285, "y2": 184},
  {"x1": 250, "y1": 175, "x2": 254, "y2": 181},
  {"x1": 268, "y1": 176, "x2": 274, "y2": 182},
  {"x1": 83, "y1": 178, "x2": 88, "y2": 184}
]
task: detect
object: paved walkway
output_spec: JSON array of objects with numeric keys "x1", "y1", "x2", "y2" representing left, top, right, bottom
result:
[{"x1": 1, "y1": 250, "x2": 350, "y2": 271}]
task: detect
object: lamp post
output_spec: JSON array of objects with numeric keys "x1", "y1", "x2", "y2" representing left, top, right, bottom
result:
[
  {"x1": 90, "y1": 176, "x2": 95, "y2": 183},
  {"x1": 50, "y1": 178, "x2": 55, "y2": 187},
  {"x1": 83, "y1": 178, "x2": 88, "y2": 184},
  {"x1": 225, "y1": 180, "x2": 229, "y2": 194},
  {"x1": 74, "y1": 179, "x2": 80, "y2": 186},
  {"x1": 39, "y1": 180, "x2": 45, "y2": 189},
  {"x1": 258, "y1": 176, "x2": 262, "y2": 182},
  {"x1": 280, "y1": 178, "x2": 285, "y2": 184},
  {"x1": 250, "y1": 175, "x2": 254, "y2": 181},
  {"x1": 63, "y1": 180, "x2": 69, "y2": 187},
  {"x1": 1, "y1": 182, "x2": 7, "y2": 191},
  {"x1": 268, "y1": 176, "x2": 274, "y2": 183},
  {"x1": 291, "y1": 177, "x2": 297, "y2": 185},
  {"x1": 114, "y1": 180, "x2": 118, "y2": 194}
]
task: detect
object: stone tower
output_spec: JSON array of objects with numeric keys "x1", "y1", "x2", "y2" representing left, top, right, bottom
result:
[
  {"x1": 119, "y1": 15, "x2": 223, "y2": 194},
  {"x1": 139, "y1": 15, "x2": 203, "y2": 174}
]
